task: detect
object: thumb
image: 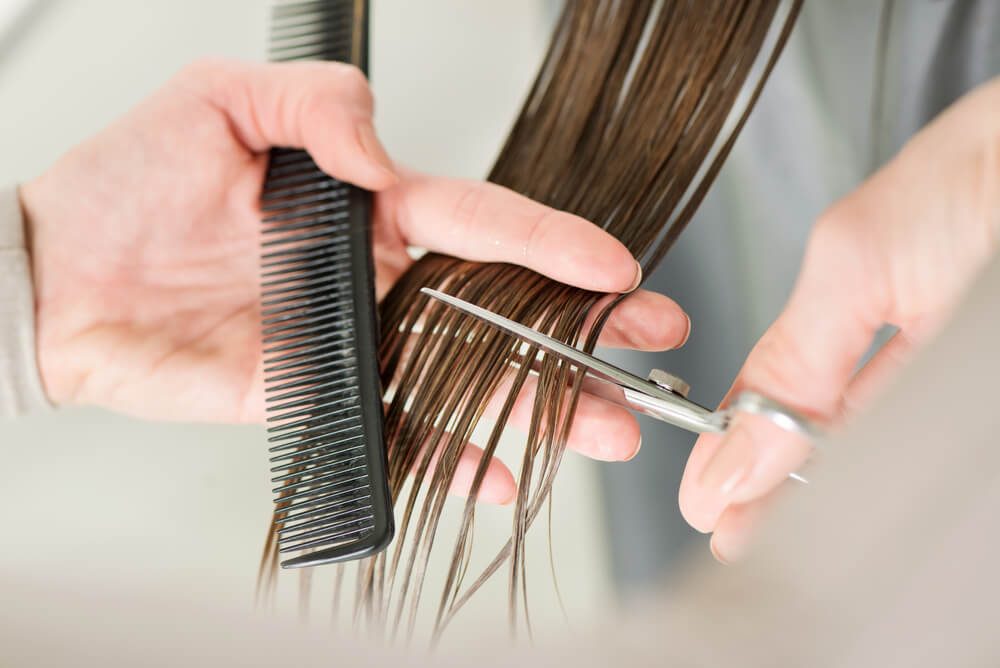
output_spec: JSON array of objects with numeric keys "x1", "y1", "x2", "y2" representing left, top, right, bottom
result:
[
  {"x1": 679, "y1": 77, "x2": 1000, "y2": 539},
  {"x1": 735, "y1": 214, "x2": 890, "y2": 419},
  {"x1": 679, "y1": 214, "x2": 887, "y2": 532},
  {"x1": 174, "y1": 58, "x2": 398, "y2": 190}
]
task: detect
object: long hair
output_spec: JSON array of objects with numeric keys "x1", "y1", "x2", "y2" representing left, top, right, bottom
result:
[{"x1": 260, "y1": 0, "x2": 801, "y2": 641}]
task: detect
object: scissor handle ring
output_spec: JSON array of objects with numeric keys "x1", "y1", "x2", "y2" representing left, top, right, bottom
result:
[{"x1": 725, "y1": 391, "x2": 823, "y2": 446}]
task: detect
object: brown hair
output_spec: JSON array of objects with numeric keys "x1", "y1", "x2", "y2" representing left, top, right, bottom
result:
[{"x1": 260, "y1": 0, "x2": 801, "y2": 641}]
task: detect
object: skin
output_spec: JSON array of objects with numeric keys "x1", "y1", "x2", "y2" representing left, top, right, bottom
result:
[
  {"x1": 679, "y1": 77, "x2": 1000, "y2": 563},
  {"x1": 18, "y1": 59, "x2": 691, "y2": 506}
]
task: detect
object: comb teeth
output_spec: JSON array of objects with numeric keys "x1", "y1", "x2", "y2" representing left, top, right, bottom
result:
[
  {"x1": 269, "y1": 0, "x2": 356, "y2": 63},
  {"x1": 262, "y1": 0, "x2": 393, "y2": 569}
]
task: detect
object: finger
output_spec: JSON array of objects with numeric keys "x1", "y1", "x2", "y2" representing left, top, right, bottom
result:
[
  {"x1": 561, "y1": 393, "x2": 642, "y2": 462},
  {"x1": 679, "y1": 217, "x2": 886, "y2": 532},
  {"x1": 176, "y1": 58, "x2": 398, "y2": 190},
  {"x1": 485, "y1": 373, "x2": 643, "y2": 462},
  {"x1": 383, "y1": 174, "x2": 641, "y2": 293},
  {"x1": 415, "y1": 435, "x2": 516, "y2": 506},
  {"x1": 679, "y1": 412, "x2": 812, "y2": 533},
  {"x1": 841, "y1": 330, "x2": 917, "y2": 417},
  {"x1": 589, "y1": 290, "x2": 691, "y2": 351},
  {"x1": 708, "y1": 490, "x2": 780, "y2": 564},
  {"x1": 447, "y1": 443, "x2": 516, "y2": 505}
]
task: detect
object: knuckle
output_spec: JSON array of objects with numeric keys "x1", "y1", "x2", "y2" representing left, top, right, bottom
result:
[
  {"x1": 743, "y1": 322, "x2": 827, "y2": 414},
  {"x1": 452, "y1": 181, "x2": 489, "y2": 238},
  {"x1": 176, "y1": 57, "x2": 230, "y2": 83},
  {"x1": 301, "y1": 63, "x2": 373, "y2": 120},
  {"x1": 802, "y1": 206, "x2": 872, "y2": 293},
  {"x1": 297, "y1": 87, "x2": 326, "y2": 126},
  {"x1": 170, "y1": 58, "x2": 246, "y2": 106},
  {"x1": 747, "y1": 325, "x2": 805, "y2": 389},
  {"x1": 809, "y1": 200, "x2": 893, "y2": 314},
  {"x1": 808, "y1": 207, "x2": 855, "y2": 259},
  {"x1": 331, "y1": 63, "x2": 373, "y2": 109},
  {"x1": 522, "y1": 207, "x2": 558, "y2": 262}
]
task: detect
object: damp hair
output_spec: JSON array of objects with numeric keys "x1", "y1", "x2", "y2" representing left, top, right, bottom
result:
[{"x1": 259, "y1": 0, "x2": 802, "y2": 640}]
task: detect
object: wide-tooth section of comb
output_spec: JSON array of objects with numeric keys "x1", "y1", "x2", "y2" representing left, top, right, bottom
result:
[{"x1": 262, "y1": 0, "x2": 393, "y2": 569}]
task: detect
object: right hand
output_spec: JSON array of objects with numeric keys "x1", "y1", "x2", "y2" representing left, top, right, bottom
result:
[{"x1": 678, "y1": 77, "x2": 1000, "y2": 563}]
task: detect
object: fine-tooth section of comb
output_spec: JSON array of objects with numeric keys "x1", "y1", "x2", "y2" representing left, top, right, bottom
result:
[{"x1": 261, "y1": 0, "x2": 393, "y2": 569}]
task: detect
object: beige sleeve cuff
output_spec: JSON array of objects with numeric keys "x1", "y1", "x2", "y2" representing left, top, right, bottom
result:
[{"x1": 0, "y1": 185, "x2": 52, "y2": 417}]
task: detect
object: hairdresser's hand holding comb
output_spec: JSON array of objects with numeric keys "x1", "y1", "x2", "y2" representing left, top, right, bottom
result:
[
  {"x1": 19, "y1": 59, "x2": 689, "y2": 504},
  {"x1": 678, "y1": 78, "x2": 1000, "y2": 563}
]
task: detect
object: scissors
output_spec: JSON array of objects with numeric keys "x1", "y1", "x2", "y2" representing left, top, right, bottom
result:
[{"x1": 421, "y1": 288, "x2": 819, "y2": 484}]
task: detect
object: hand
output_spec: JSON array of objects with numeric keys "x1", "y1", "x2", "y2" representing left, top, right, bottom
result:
[
  {"x1": 20, "y1": 58, "x2": 691, "y2": 503},
  {"x1": 679, "y1": 78, "x2": 1000, "y2": 562}
]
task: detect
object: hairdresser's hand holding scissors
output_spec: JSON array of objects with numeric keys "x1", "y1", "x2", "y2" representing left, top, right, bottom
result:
[
  {"x1": 679, "y1": 78, "x2": 1000, "y2": 563},
  {"x1": 19, "y1": 59, "x2": 688, "y2": 503}
]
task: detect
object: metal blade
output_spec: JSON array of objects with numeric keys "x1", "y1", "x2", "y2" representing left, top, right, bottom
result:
[
  {"x1": 421, "y1": 288, "x2": 657, "y2": 395},
  {"x1": 422, "y1": 288, "x2": 721, "y2": 432},
  {"x1": 420, "y1": 288, "x2": 811, "y2": 481}
]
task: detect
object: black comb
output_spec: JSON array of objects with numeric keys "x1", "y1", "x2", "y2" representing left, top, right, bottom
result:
[{"x1": 260, "y1": 0, "x2": 393, "y2": 569}]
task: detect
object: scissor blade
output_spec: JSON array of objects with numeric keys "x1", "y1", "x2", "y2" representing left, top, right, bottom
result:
[
  {"x1": 420, "y1": 287, "x2": 653, "y2": 394},
  {"x1": 421, "y1": 288, "x2": 810, "y2": 480},
  {"x1": 421, "y1": 288, "x2": 727, "y2": 434}
]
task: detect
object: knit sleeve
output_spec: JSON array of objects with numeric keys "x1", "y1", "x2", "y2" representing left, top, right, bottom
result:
[{"x1": 0, "y1": 185, "x2": 52, "y2": 417}]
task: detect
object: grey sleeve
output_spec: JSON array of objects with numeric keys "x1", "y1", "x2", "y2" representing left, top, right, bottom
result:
[{"x1": 0, "y1": 185, "x2": 52, "y2": 417}]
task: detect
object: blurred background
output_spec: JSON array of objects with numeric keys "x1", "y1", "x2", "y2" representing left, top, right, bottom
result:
[{"x1": 0, "y1": 0, "x2": 995, "y2": 646}]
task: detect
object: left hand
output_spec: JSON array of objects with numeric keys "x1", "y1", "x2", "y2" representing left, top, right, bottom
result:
[{"x1": 19, "y1": 58, "x2": 690, "y2": 503}]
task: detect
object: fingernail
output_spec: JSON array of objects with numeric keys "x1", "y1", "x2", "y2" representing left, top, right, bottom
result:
[
  {"x1": 624, "y1": 435, "x2": 642, "y2": 462},
  {"x1": 357, "y1": 120, "x2": 398, "y2": 181},
  {"x1": 699, "y1": 424, "x2": 755, "y2": 497},
  {"x1": 710, "y1": 538, "x2": 730, "y2": 565},
  {"x1": 626, "y1": 260, "x2": 643, "y2": 292},
  {"x1": 677, "y1": 311, "x2": 692, "y2": 348}
]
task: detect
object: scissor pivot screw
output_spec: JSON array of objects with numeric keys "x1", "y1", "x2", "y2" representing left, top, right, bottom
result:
[{"x1": 648, "y1": 369, "x2": 691, "y2": 398}]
